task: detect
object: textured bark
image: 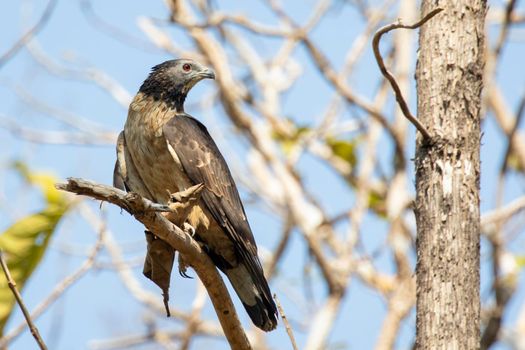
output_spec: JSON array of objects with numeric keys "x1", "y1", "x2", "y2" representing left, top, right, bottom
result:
[{"x1": 415, "y1": 1, "x2": 485, "y2": 349}]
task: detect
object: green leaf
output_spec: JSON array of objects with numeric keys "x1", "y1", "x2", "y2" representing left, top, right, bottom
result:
[
  {"x1": 368, "y1": 191, "x2": 387, "y2": 218},
  {"x1": 0, "y1": 164, "x2": 70, "y2": 334},
  {"x1": 507, "y1": 152, "x2": 524, "y2": 173},
  {"x1": 272, "y1": 122, "x2": 311, "y2": 155},
  {"x1": 326, "y1": 138, "x2": 357, "y2": 167}
]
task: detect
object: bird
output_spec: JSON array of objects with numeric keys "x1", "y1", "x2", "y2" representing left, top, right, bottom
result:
[{"x1": 113, "y1": 59, "x2": 278, "y2": 331}]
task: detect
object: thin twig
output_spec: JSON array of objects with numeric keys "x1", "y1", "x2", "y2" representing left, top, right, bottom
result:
[
  {"x1": 481, "y1": 195, "x2": 525, "y2": 231},
  {"x1": 259, "y1": 0, "x2": 404, "y2": 149},
  {"x1": 0, "y1": 0, "x2": 58, "y2": 68},
  {"x1": 488, "y1": 86, "x2": 525, "y2": 170},
  {"x1": 372, "y1": 8, "x2": 443, "y2": 140},
  {"x1": 0, "y1": 229, "x2": 104, "y2": 348},
  {"x1": 25, "y1": 40, "x2": 132, "y2": 107},
  {"x1": 0, "y1": 114, "x2": 117, "y2": 146},
  {"x1": 274, "y1": 294, "x2": 298, "y2": 350},
  {"x1": 493, "y1": 0, "x2": 517, "y2": 57},
  {"x1": 79, "y1": 0, "x2": 160, "y2": 52},
  {"x1": 500, "y1": 91, "x2": 525, "y2": 175},
  {"x1": 0, "y1": 251, "x2": 48, "y2": 350}
]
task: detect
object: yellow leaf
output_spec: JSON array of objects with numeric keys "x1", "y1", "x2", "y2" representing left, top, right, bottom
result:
[
  {"x1": 326, "y1": 138, "x2": 358, "y2": 167},
  {"x1": 0, "y1": 163, "x2": 70, "y2": 334}
]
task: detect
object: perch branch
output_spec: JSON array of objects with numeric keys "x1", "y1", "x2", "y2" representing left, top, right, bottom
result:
[
  {"x1": 56, "y1": 178, "x2": 252, "y2": 350},
  {"x1": 0, "y1": 251, "x2": 48, "y2": 350},
  {"x1": 372, "y1": 8, "x2": 443, "y2": 140}
]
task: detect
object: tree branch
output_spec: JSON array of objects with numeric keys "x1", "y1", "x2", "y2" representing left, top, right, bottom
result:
[
  {"x1": 0, "y1": 251, "x2": 47, "y2": 350},
  {"x1": 0, "y1": 0, "x2": 57, "y2": 69},
  {"x1": 0, "y1": 228, "x2": 103, "y2": 348},
  {"x1": 274, "y1": 294, "x2": 298, "y2": 350},
  {"x1": 372, "y1": 8, "x2": 443, "y2": 141},
  {"x1": 55, "y1": 178, "x2": 252, "y2": 350}
]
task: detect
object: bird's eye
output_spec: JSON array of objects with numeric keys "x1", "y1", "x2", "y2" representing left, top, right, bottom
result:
[{"x1": 182, "y1": 63, "x2": 192, "y2": 72}]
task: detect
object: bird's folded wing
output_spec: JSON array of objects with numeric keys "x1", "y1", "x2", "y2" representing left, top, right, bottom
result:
[
  {"x1": 113, "y1": 131, "x2": 127, "y2": 190},
  {"x1": 162, "y1": 114, "x2": 262, "y2": 268},
  {"x1": 113, "y1": 130, "x2": 155, "y2": 199}
]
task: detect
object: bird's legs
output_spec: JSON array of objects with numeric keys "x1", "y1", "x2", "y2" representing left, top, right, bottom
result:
[
  {"x1": 163, "y1": 183, "x2": 204, "y2": 278},
  {"x1": 164, "y1": 183, "x2": 204, "y2": 226}
]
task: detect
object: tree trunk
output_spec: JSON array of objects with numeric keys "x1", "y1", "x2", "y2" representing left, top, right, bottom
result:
[{"x1": 415, "y1": 1, "x2": 485, "y2": 349}]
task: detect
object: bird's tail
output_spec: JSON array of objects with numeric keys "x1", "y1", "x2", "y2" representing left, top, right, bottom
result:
[{"x1": 225, "y1": 263, "x2": 278, "y2": 332}]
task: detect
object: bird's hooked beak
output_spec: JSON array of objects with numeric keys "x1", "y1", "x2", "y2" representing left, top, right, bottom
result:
[{"x1": 198, "y1": 67, "x2": 215, "y2": 80}]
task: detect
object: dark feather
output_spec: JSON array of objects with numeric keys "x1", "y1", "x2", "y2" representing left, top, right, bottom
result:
[
  {"x1": 163, "y1": 114, "x2": 278, "y2": 331},
  {"x1": 113, "y1": 160, "x2": 126, "y2": 191}
]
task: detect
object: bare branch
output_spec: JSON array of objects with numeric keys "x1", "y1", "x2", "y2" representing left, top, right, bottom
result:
[
  {"x1": 481, "y1": 195, "x2": 525, "y2": 232},
  {"x1": 499, "y1": 91, "x2": 525, "y2": 175},
  {"x1": 274, "y1": 294, "x2": 298, "y2": 350},
  {"x1": 372, "y1": 8, "x2": 443, "y2": 140},
  {"x1": 0, "y1": 0, "x2": 57, "y2": 68},
  {"x1": 79, "y1": 0, "x2": 161, "y2": 52},
  {"x1": 78, "y1": 204, "x2": 223, "y2": 337},
  {"x1": 25, "y1": 41, "x2": 132, "y2": 107},
  {"x1": 493, "y1": 0, "x2": 518, "y2": 57},
  {"x1": 304, "y1": 292, "x2": 345, "y2": 350},
  {"x1": 0, "y1": 227, "x2": 104, "y2": 348},
  {"x1": 55, "y1": 178, "x2": 252, "y2": 350},
  {"x1": 0, "y1": 114, "x2": 117, "y2": 146},
  {"x1": 375, "y1": 278, "x2": 415, "y2": 350},
  {"x1": 0, "y1": 251, "x2": 47, "y2": 350},
  {"x1": 488, "y1": 86, "x2": 525, "y2": 170}
]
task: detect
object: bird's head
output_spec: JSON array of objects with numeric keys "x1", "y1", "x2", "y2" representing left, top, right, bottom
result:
[{"x1": 139, "y1": 59, "x2": 215, "y2": 111}]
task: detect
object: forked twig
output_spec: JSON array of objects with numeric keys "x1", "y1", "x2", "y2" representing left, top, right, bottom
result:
[
  {"x1": 372, "y1": 8, "x2": 443, "y2": 140},
  {"x1": 0, "y1": 251, "x2": 48, "y2": 350}
]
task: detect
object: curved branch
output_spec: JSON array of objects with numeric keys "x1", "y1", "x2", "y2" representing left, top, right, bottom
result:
[
  {"x1": 372, "y1": 8, "x2": 443, "y2": 141},
  {"x1": 0, "y1": 0, "x2": 58, "y2": 68},
  {"x1": 56, "y1": 178, "x2": 252, "y2": 350}
]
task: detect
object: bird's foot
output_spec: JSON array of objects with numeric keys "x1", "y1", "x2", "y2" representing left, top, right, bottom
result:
[
  {"x1": 164, "y1": 184, "x2": 204, "y2": 226},
  {"x1": 183, "y1": 222, "x2": 196, "y2": 237},
  {"x1": 178, "y1": 253, "x2": 192, "y2": 278},
  {"x1": 167, "y1": 183, "x2": 204, "y2": 204}
]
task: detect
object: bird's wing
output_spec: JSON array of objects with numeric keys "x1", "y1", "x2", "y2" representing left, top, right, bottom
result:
[
  {"x1": 163, "y1": 114, "x2": 261, "y2": 262},
  {"x1": 163, "y1": 114, "x2": 277, "y2": 331},
  {"x1": 113, "y1": 131, "x2": 127, "y2": 190},
  {"x1": 113, "y1": 130, "x2": 155, "y2": 199},
  {"x1": 162, "y1": 114, "x2": 259, "y2": 261},
  {"x1": 164, "y1": 114, "x2": 277, "y2": 331}
]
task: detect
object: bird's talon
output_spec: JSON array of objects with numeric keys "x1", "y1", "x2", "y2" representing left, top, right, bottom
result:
[
  {"x1": 178, "y1": 253, "x2": 192, "y2": 278},
  {"x1": 183, "y1": 222, "x2": 196, "y2": 237}
]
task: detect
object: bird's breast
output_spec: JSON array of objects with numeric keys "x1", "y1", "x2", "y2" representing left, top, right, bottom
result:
[{"x1": 124, "y1": 110, "x2": 191, "y2": 204}]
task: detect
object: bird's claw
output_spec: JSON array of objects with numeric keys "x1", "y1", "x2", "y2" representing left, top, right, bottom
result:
[
  {"x1": 178, "y1": 253, "x2": 192, "y2": 279},
  {"x1": 183, "y1": 222, "x2": 196, "y2": 237}
]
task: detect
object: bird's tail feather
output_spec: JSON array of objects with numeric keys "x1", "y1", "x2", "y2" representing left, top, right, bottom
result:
[{"x1": 225, "y1": 264, "x2": 278, "y2": 332}]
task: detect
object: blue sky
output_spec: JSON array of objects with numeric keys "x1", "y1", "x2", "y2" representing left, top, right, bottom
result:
[{"x1": 1, "y1": 1, "x2": 525, "y2": 349}]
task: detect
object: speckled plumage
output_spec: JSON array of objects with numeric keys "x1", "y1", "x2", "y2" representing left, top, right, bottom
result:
[{"x1": 113, "y1": 59, "x2": 278, "y2": 331}]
